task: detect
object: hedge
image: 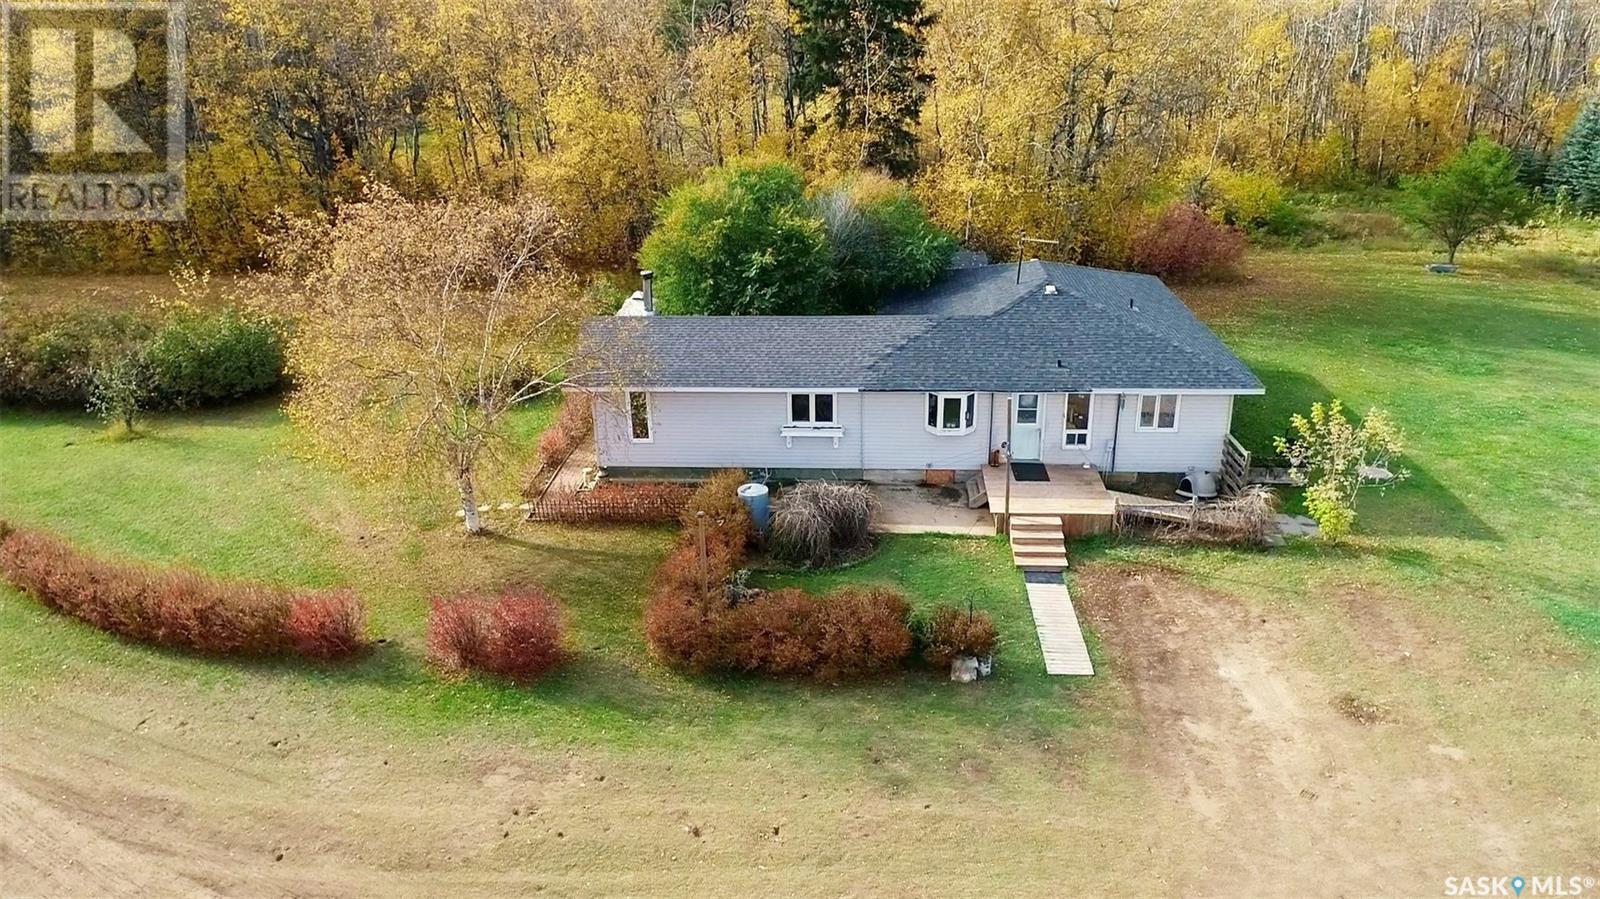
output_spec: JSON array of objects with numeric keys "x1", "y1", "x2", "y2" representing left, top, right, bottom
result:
[
  {"x1": 0, "y1": 523, "x2": 368, "y2": 659},
  {"x1": 0, "y1": 305, "x2": 285, "y2": 409}
]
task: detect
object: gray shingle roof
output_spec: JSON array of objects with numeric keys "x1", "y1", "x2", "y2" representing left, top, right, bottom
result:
[{"x1": 574, "y1": 262, "x2": 1262, "y2": 393}]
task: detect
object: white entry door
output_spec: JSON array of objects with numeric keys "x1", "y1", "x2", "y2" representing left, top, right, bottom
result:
[{"x1": 1011, "y1": 393, "x2": 1042, "y2": 460}]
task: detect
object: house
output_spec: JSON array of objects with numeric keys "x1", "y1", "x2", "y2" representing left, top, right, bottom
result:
[{"x1": 574, "y1": 261, "x2": 1263, "y2": 489}]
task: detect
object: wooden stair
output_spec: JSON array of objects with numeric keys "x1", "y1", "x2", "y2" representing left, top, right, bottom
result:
[{"x1": 1008, "y1": 515, "x2": 1068, "y2": 569}]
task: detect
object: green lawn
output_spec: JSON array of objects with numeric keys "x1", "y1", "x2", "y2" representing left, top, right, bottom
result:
[
  {"x1": 2, "y1": 231, "x2": 1597, "y2": 891},
  {"x1": 0, "y1": 400, "x2": 1099, "y2": 765}
]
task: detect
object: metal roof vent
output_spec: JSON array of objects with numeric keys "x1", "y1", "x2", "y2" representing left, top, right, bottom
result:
[
  {"x1": 1127, "y1": 297, "x2": 1137, "y2": 311},
  {"x1": 1044, "y1": 284, "x2": 1059, "y2": 295}
]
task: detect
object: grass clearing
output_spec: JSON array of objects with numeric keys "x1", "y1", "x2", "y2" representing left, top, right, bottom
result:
[{"x1": 2, "y1": 228, "x2": 1597, "y2": 893}]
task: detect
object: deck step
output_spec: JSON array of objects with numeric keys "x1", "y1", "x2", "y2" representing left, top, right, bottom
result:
[
  {"x1": 963, "y1": 476, "x2": 989, "y2": 509},
  {"x1": 1010, "y1": 533, "x2": 1064, "y2": 546},
  {"x1": 1011, "y1": 548, "x2": 1069, "y2": 567}
]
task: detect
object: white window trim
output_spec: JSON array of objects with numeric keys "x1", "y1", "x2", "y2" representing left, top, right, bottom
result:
[
  {"x1": 925, "y1": 391, "x2": 977, "y2": 436},
  {"x1": 1013, "y1": 392, "x2": 1041, "y2": 427},
  {"x1": 1061, "y1": 392, "x2": 1093, "y2": 448},
  {"x1": 1135, "y1": 393, "x2": 1181, "y2": 432},
  {"x1": 785, "y1": 391, "x2": 838, "y2": 428},
  {"x1": 626, "y1": 390, "x2": 654, "y2": 443}
]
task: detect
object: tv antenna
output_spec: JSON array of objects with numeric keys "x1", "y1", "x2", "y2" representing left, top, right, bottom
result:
[{"x1": 1016, "y1": 235, "x2": 1062, "y2": 283}]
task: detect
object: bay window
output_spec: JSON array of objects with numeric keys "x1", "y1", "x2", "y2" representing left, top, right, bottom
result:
[{"x1": 926, "y1": 392, "x2": 976, "y2": 434}]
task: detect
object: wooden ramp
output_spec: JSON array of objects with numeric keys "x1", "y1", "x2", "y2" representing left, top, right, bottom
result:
[{"x1": 1022, "y1": 570, "x2": 1094, "y2": 676}]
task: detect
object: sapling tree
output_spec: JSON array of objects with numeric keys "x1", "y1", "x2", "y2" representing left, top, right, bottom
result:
[
  {"x1": 1274, "y1": 400, "x2": 1408, "y2": 540},
  {"x1": 87, "y1": 353, "x2": 150, "y2": 435},
  {"x1": 267, "y1": 185, "x2": 589, "y2": 535},
  {"x1": 1396, "y1": 138, "x2": 1531, "y2": 265}
]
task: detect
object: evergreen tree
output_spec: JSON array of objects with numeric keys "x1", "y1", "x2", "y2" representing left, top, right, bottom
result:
[
  {"x1": 1551, "y1": 100, "x2": 1600, "y2": 214},
  {"x1": 789, "y1": 0, "x2": 935, "y2": 176}
]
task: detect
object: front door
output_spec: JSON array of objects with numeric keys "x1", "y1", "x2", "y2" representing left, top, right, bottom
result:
[{"x1": 1011, "y1": 393, "x2": 1042, "y2": 461}]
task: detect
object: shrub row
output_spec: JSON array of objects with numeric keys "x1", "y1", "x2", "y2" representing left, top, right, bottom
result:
[
  {"x1": 0, "y1": 305, "x2": 285, "y2": 409},
  {"x1": 647, "y1": 585, "x2": 912, "y2": 681},
  {"x1": 426, "y1": 591, "x2": 568, "y2": 682},
  {"x1": 535, "y1": 392, "x2": 593, "y2": 470},
  {"x1": 0, "y1": 523, "x2": 367, "y2": 659}
]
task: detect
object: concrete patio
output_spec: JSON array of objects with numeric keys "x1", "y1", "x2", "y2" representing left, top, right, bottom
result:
[{"x1": 868, "y1": 484, "x2": 995, "y2": 536}]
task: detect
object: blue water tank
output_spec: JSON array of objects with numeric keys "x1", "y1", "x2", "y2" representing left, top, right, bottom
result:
[{"x1": 737, "y1": 482, "x2": 771, "y2": 532}]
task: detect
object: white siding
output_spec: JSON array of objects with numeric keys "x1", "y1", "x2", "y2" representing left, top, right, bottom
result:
[
  {"x1": 593, "y1": 390, "x2": 864, "y2": 470},
  {"x1": 859, "y1": 391, "x2": 995, "y2": 471},
  {"x1": 1034, "y1": 392, "x2": 1232, "y2": 473},
  {"x1": 593, "y1": 389, "x2": 1234, "y2": 475}
]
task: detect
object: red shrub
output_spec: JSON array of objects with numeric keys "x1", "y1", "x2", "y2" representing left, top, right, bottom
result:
[
  {"x1": 426, "y1": 596, "x2": 492, "y2": 674},
  {"x1": 642, "y1": 587, "x2": 725, "y2": 672},
  {"x1": 1131, "y1": 202, "x2": 1246, "y2": 281},
  {"x1": 0, "y1": 525, "x2": 368, "y2": 659},
  {"x1": 722, "y1": 588, "x2": 819, "y2": 675},
  {"x1": 919, "y1": 604, "x2": 999, "y2": 668},
  {"x1": 654, "y1": 538, "x2": 741, "y2": 598},
  {"x1": 536, "y1": 393, "x2": 593, "y2": 467},
  {"x1": 485, "y1": 591, "x2": 567, "y2": 680},
  {"x1": 426, "y1": 591, "x2": 569, "y2": 682},
  {"x1": 808, "y1": 587, "x2": 914, "y2": 681},
  {"x1": 286, "y1": 591, "x2": 369, "y2": 659},
  {"x1": 680, "y1": 469, "x2": 754, "y2": 551}
]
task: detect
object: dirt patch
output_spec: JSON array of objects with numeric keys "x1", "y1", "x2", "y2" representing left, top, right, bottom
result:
[{"x1": 1073, "y1": 565, "x2": 1580, "y2": 894}]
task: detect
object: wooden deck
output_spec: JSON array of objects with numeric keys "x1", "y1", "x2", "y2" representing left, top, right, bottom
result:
[
  {"x1": 1022, "y1": 571, "x2": 1094, "y2": 676},
  {"x1": 972, "y1": 464, "x2": 1116, "y2": 567},
  {"x1": 978, "y1": 464, "x2": 1117, "y2": 517}
]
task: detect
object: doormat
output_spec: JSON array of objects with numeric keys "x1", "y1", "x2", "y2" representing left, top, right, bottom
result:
[{"x1": 1011, "y1": 462, "x2": 1049, "y2": 482}]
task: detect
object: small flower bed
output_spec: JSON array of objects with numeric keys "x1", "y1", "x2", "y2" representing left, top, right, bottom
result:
[
  {"x1": 0, "y1": 522, "x2": 368, "y2": 659},
  {"x1": 528, "y1": 482, "x2": 695, "y2": 524},
  {"x1": 642, "y1": 472, "x2": 914, "y2": 681}
]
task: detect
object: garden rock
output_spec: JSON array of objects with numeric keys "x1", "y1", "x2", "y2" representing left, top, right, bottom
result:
[{"x1": 950, "y1": 656, "x2": 979, "y2": 683}]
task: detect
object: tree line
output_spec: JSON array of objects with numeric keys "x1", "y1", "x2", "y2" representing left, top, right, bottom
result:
[{"x1": 0, "y1": 0, "x2": 1594, "y2": 272}]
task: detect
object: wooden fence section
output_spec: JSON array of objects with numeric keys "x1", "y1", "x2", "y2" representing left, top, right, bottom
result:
[
  {"x1": 526, "y1": 486, "x2": 692, "y2": 524},
  {"x1": 1221, "y1": 433, "x2": 1251, "y2": 496}
]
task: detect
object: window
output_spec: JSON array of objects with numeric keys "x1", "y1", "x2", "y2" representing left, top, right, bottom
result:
[
  {"x1": 1063, "y1": 393, "x2": 1091, "y2": 446},
  {"x1": 1137, "y1": 394, "x2": 1179, "y2": 431},
  {"x1": 1015, "y1": 393, "x2": 1039, "y2": 425},
  {"x1": 627, "y1": 391, "x2": 652, "y2": 442},
  {"x1": 787, "y1": 392, "x2": 836, "y2": 427},
  {"x1": 926, "y1": 392, "x2": 976, "y2": 434}
]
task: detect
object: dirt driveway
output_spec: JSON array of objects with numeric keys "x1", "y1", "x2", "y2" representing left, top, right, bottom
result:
[{"x1": 1074, "y1": 566, "x2": 1593, "y2": 895}]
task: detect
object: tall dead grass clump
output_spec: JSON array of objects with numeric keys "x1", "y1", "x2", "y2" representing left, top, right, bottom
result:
[{"x1": 769, "y1": 481, "x2": 878, "y2": 567}]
